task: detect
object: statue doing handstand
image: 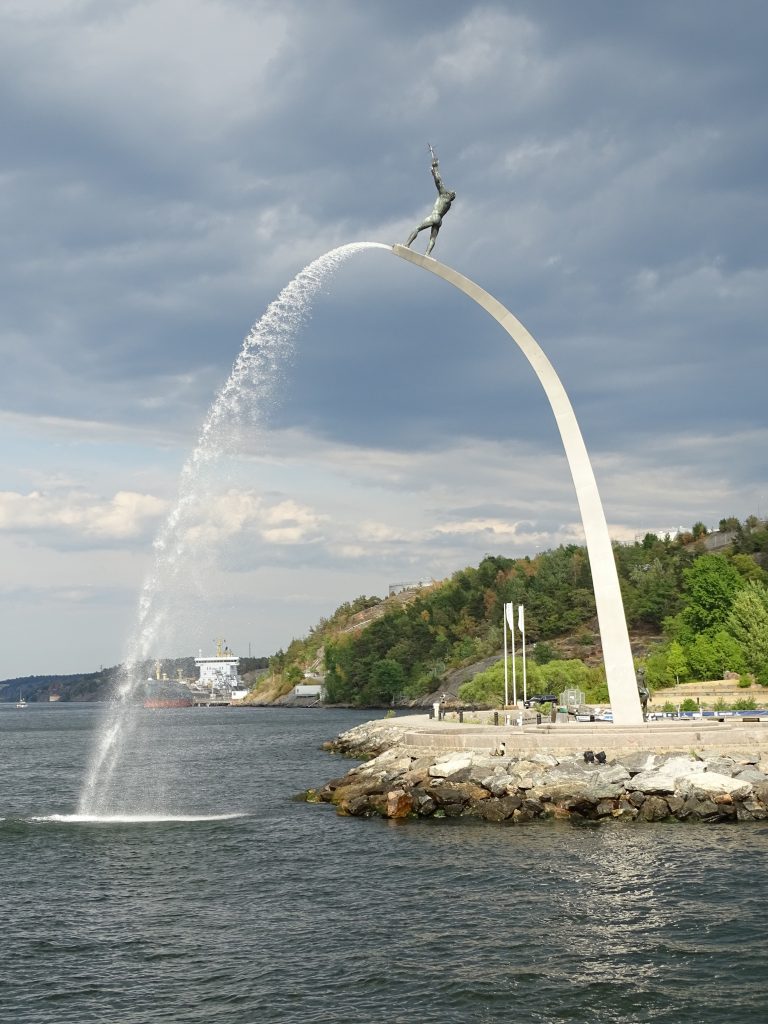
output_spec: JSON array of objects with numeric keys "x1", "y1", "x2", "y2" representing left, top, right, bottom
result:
[
  {"x1": 637, "y1": 667, "x2": 650, "y2": 720},
  {"x1": 404, "y1": 144, "x2": 456, "y2": 256}
]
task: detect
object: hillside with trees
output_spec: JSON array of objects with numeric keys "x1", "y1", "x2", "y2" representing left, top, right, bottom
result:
[
  {"x1": 8, "y1": 515, "x2": 768, "y2": 708},
  {"x1": 251, "y1": 514, "x2": 768, "y2": 707}
]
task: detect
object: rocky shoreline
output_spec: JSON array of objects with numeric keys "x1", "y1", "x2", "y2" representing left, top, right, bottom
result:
[{"x1": 304, "y1": 718, "x2": 768, "y2": 824}]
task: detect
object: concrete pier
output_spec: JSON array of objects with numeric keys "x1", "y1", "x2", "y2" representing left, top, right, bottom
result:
[{"x1": 393, "y1": 713, "x2": 768, "y2": 758}]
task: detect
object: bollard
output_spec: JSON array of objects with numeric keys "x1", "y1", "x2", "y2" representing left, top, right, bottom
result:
[
  {"x1": 536, "y1": 712, "x2": 542, "y2": 725},
  {"x1": 428, "y1": 707, "x2": 434, "y2": 720},
  {"x1": 459, "y1": 710, "x2": 464, "y2": 723},
  {"x1": 433, "y1": 701, "x2": 440, "y2": 721},
  {"x1": 493, "y1": 711, "x2": 499, "y2": 726}
]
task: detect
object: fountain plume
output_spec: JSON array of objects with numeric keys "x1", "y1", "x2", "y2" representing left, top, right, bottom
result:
[{"x1": 78, "y1": 241, "x2": 388, "y2": 815}]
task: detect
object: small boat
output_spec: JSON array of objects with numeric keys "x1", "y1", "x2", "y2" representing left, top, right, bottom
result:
[{"x1": 15, "y1": 691, "x2": 28, "y2": 709}]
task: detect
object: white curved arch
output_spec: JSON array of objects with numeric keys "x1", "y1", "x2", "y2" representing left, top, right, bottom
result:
[{"x1": 391, "y1": 244, "x2": 642, "y2": 726}]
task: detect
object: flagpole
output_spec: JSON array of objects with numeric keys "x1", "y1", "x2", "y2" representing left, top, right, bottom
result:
[
  {"x1": 511, "y1": 605, "x2": 517, "y2": 707},
  {"x1": 503, "y1": 606, "x2": 509, "y2": 708},
  {"x1": 519, "y1": 605, "x2": 527, "y2": 705}
]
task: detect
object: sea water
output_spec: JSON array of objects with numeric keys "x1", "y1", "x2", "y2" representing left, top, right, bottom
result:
[{"x1": 3, "y1": 703, "x2": 767, "y2": 1024}]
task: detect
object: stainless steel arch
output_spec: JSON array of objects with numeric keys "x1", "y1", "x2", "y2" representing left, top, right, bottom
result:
[{"x1": 392, "y1": 244, "x2": 642, "y2": 725}]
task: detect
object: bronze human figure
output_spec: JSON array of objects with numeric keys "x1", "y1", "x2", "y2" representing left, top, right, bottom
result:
[
  {"x1": 636, "y1": 667, "x2": 650, "y2": 720},
  {"x1": 404, "y1": 144, "x2": 456, "y2": 256}
]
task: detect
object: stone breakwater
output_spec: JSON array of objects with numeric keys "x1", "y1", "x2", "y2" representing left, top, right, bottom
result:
[{"x1": 305, "y1": 718, "x2": 768, "y2": 824}]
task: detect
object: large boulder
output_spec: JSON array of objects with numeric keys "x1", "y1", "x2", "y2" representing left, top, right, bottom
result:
[
  {"x1": 470, "y1": 795, "x2": 522, "y2": 822},
  {"x1": 677, "y1": 772, "x2": 752, "y2": 801},
  {"x1": 386, "y1": 789, "x2": 414, "y2": 818},
  {"x1": 481, "y1": 772, "x2": 518, "y2": 797},
  {"x1": 734, "y1": 767, "x2": 768, "y2": 784},
  {"x1": 631, "y1": 757, "x2": 707, "y2": 794},
  {"x1": 427, "y1": 781, "x2": 490, "y2": 809},
  {"x1": 428, "y1": 753, "x2": 473, "y2": 780},
  {"x1": 640, "y1": 796, "x2": 671, "y2": 821},
  {"x1": 595, "y1": 763, "x2": 631, "y2": 785},
  {"x1": 622, "y1": 752, "x2": 663, "y2": 775}
]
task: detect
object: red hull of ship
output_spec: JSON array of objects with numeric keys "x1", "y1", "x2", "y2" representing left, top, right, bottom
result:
[{"x1": 143, "y1": 697, "x2": 193, "y2": 709}]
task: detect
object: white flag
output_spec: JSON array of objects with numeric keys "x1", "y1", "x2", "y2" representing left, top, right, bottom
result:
[
  {"x1": 505, "y1": 602, "x2": 515, "y2": 630},
  {"x1": 518, "y1": 605, "x2": 525, "y2": 631}
]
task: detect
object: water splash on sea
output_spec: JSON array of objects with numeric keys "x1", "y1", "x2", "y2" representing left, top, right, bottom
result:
[{"x1": 78, "y1": 242, "x2": 389, "y2": 816}]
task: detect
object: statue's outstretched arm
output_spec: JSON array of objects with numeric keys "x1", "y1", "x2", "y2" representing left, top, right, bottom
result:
[{"x1": 431, "y1": 161, "x2": 446, "y2": 194}]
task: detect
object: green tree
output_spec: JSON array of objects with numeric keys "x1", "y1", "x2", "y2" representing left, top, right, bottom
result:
[
  {"x1": 361, "y1": 659, "x2": 406, "y2": 705},
  {"x1": 666, "y1": 641, "x2": 689, "y2": 685},
  {"x1": 459, "y1": 657, "x2": 534, "y2": 705},
  {"x1": 680, "y1": 555, "x2": 744, "y2": 635},
  {"x1": 685, "y1": 630, "x2": 745, "y2": 680},
  {"x1": 727, "y1": 581, "x2": 768, "y2": 673}
]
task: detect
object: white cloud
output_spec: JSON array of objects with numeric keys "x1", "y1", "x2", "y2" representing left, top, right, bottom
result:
[
  {"x1": 180, "y1": 490, "x2": 325, "y2": 548},
  {"x1": 0, "y1": 489, "x2": 168, "y2": 543}
]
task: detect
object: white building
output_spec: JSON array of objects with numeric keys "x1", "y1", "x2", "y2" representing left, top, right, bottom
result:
[{"x1": 293, "y1": 683, "x2": 324, "y2": 700}]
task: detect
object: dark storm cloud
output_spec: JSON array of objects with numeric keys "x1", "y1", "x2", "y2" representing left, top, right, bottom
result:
[{"x1": 1, "y1": 0, "x2": 766, "y2": 466}]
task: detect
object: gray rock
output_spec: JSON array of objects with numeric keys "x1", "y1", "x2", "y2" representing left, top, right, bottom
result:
[
  {"x1": 427, "y1": 781, "x2": 489, "y2": 807},
  {"x1": 704, "y1": 756, "x2": 737, "y2": 776},
  {"x1": 682, "y1": 796, "x2": 720, "y2": 820},
  {"x1": 595, "y1": 800, "x2": 617, "y2": 817},
  {"x1": 428, "y1": 753, "x2": 472, "y2": 779},
  {"x1": 615, "y1": 799, "x2": 639, "y2": 819},
  {"x1": 470, "y1": 796, "x2": 520, "y2": 822},
  {"x1": 589, "y1": 781, "x2": 626, "y2": 800},
  {"x1": 528, "y1": 752, "x2": 559, "y2": 768},
  {"x1": 595, "y1": 764, "x2": 631, "y2": 785},
  {"x1": 666, "y1": 794, "x2": 685, "y2": 815},
  {"x1": 631, "y1": 757, "x2": 707, "y2": 794},
  {"x1": 522, "y1": 797, "x2": 544, "y2": 815},
  {"x1": 743, "y1": 799, "x2": 768, "y2": 820},
  {"x1": 483, "y1": 773, "x2": 517, "y2": 797},
  {"x1": 622, "y1": 752, "x2": 662, "y2": 775},
  {"x1": 677, "y1": 772, "x2": 752, "y2": 800},
  {"x1": 468, "y1": 758, "x2": 506, "y2": 783},
  {"x1": 630, "y1": 770, "x2": 677, "y2": 794},
  {"x1": 734, "y1": 767, "x2": 768, "y2": 784},
  {"x1": 640, "y1": 796, "x2": 670, "y2": 821},
  {"x1": 412, "y1": 789, "x2": 437, "y2": 816}
]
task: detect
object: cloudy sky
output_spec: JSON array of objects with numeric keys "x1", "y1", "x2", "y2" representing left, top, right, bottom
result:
[{"x1": 2, "y1": 0, "x2": 767, "y2": 678}]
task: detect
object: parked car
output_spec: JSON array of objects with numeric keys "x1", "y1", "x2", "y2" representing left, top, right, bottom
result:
[{"x1": 523, "y1": 694, "x2": 558, "y2": 708}]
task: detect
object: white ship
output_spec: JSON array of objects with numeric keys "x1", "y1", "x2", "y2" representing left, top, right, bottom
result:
[{"x1": 194, "y1": 639, "x2": 249, "y2": 703}]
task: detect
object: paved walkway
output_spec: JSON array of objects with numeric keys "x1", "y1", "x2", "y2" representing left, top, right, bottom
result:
[{"x1": 395, "y1": 714, "x2": 768, "y2": 757}]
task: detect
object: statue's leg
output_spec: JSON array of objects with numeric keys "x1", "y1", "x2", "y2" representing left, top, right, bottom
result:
[
  {"x1": 405, "y1": 219, "x2": 430, "y2": 248},
  {"x1": 425, "y1": 224, "x2": 440, "y2": 256}
]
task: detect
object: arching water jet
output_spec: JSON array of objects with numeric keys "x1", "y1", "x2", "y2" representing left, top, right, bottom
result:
[{"x1": 78, "y1": 242, "x2": 389, "y2": 815}]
